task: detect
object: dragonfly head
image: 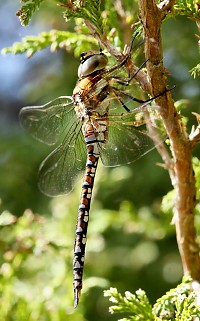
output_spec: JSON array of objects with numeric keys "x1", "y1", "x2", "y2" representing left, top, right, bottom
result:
[{"x1": 78, "y1": 50, "x2": 108, "y2": 78}]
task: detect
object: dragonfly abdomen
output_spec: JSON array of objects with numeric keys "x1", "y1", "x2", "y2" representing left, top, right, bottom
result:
[{"x1": 73, "y1": 122, "x2": 99, "y2": 308}]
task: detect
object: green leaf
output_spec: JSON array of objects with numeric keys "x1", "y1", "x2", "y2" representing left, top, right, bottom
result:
[
  {"x1": 105, "y1": 278, "x2": 200, "y2": 321},
  {"x1": 1, "y1": 30, "x2": 97, "y2": 57},
  {"x1": 153, "y1": 276, "x2": 200, "y2": 321},
  {"x1": 63, "y1": 0, "x2": 104, "y2": 33},
  {"x1": 104, "y1": 287, "x2": 154, "y2": 321},
  {"x1": 191, "y1": 63, "x2": 200, "y2": 78},
  {"x1": 16, "y1": 0, "x2": 45, "y2": 26},
  {"x1": 173, "y1": 0, "x2": 199, "y2": 18},
  {"x1": 193, "y1": 157, "x2": 200, "y2": 202},
  {"x1": 0, "y1": 211, "x2": 16, "y2": 226}
]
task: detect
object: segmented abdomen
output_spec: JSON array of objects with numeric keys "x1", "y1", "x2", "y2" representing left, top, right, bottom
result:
[{"x1": 73, "y1": 122, "x2": 99, "y2": 308}]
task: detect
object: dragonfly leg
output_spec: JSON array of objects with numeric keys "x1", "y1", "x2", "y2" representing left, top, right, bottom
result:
[
  {"x1": 112, "y1": 89, "x2": 131, "y2": 112},
  {"x1": 112, "y1": 86, "x2": 175, "y2": 112},
  {"x1": 111, "y1": 86, "x2": 151, "y2": 112},
  {"x1": 110, "y1": 59, "x2": 149, "y2": 86}
]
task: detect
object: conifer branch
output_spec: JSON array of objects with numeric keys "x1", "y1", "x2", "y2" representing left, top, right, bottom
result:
[
  {"x1": 1, "y1": 30, "x2": 96, "y2": 58},
  {"x1": 16, "y1": 0, "x2": 45, "y2": 26}
]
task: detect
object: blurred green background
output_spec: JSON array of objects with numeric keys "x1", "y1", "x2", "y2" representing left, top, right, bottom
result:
[{"x1": 0, "y1": 1, "x2": 200, "y2": 320}]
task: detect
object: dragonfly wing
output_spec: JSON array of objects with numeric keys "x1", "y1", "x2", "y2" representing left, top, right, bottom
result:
[
  {"x1": 20, "y1": 96, "x2": 74, "y2": 145},
  {"x1": 38, "y1": 120, "x2": 86, "y2": 196},
  {"x1": 99, "y1": 106, "x2": 166, "y2": 167}
]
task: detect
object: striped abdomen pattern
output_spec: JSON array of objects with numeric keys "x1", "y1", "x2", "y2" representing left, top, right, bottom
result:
[{"x1": 73, "y1": 122, "x2": 99, "y2": 307}]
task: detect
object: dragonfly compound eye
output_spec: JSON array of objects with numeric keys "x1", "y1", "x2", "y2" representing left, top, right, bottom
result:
[{"x1": 78, "y1": 52, "x2": 108, "y2": 78}]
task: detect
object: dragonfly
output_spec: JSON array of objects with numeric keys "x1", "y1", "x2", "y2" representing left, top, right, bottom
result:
[{"x1": 20, "y1": 40, "x2": 171, "y2": 308}]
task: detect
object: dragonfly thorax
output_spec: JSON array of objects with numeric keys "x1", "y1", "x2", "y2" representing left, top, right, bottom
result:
[
  {"x1": 78, "y1": 50, "x2": 108, "y2": 78},
  {"x1": 73, "y1": 71, "x2": 109, "y2": 121}
]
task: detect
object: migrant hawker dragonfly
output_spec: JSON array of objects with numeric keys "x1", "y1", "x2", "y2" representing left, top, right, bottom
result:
[{"x1": 20, "y1": 42, "x2": 170, "y2": 307}]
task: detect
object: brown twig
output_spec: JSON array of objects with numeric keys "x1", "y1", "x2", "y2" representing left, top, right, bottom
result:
[{"x1": 138, "y1": 0, "x2": 200, "y2": 279}]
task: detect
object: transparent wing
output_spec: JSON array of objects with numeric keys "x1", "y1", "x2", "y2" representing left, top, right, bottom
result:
[
  {"x1": 19, "y1": 96, "x2": 74, "y2": 145},
  {"x1": 20, "y1": 95, "x2": 86, "y2": 196},
  {"x1": 38, "y1": 120, "x2": 86, "y2": 196},
  {"x1": 99, "y1": 105, "x2": 167, "y2": 167}
]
